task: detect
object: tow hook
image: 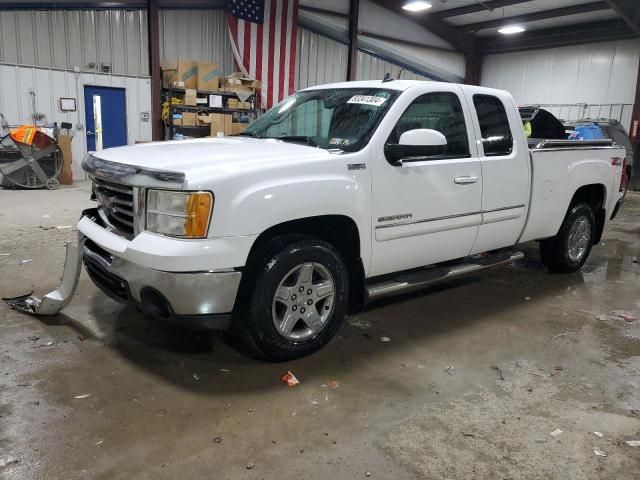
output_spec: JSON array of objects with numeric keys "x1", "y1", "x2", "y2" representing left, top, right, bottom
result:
[{"x1": 2, "y1": 236, "x2": 85, "y2": 316}]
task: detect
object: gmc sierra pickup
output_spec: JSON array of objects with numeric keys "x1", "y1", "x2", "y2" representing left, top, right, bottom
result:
[{"x1": 4, "y1": 80, "x2": 628, "y2": 361}]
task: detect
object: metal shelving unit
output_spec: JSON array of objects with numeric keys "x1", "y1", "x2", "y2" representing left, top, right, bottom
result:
[{"x1": 162, "y1": 86, "x2": 257, "y2": 140}]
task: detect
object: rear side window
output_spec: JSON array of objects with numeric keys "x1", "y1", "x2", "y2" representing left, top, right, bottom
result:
[{"x1": 473, "y1": 94, "x2": 513, "y2": 156}]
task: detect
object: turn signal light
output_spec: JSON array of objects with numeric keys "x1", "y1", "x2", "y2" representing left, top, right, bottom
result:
[{"x1": 184, "y1": 193, "x2": 213, "y2": 238}]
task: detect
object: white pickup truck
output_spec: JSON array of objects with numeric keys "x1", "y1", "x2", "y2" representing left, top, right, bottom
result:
[{"x1": 5, "y1": 80, "x2": 628, "y2": 361}]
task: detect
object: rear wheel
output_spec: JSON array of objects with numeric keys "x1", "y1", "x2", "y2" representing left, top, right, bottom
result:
[
  {"x1": 238, "y1": 236, "x2": 349, "y2": 361},
  {"x1": 540, "y1": 203, "x2": 595, "y2": 273}
]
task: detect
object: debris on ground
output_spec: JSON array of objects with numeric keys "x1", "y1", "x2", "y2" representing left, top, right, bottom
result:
[
  {"x1": 596, "y1": 311, "x2": 638, "y2": 323},
  {"x1": 19, "y1": 259, "x2": 33, "y2": 265},
  {"x1": 347, "y1": 316, "x2": 372, "y2": 330},
  {"x1": 0, "y1": 457, "x2": 19, "y2": 469},
  {"x1": 491, "y1": 365, "x2": 505, "y2": 380},
  {"x1": 74, "y1": 394, "x2": 91, "y2": 399},
  {"x1": 461, "y1": 431, "x2": 476, "y2": 438},
  {"x1": 593, "y1": 448, "x2": 607, "y2": 457},
  {"x1": 246, "y1": 463, "x2": 255, "y2": 470},
  {"x1": 632, "y1": 409, "x2": 640, "y2": 417},
  {"x1": 380, "y1": 337, "x2": 391, "y2": 342},
  {"x1": 56, "y1": 225, "x2": 72, "y2": 230},
  {"x1": 525, "y1": 297, "x2": 531, "y2": 301},
  {"x1": 365, "y1": 472, "x2": 371, "y2": 477},
  {"x1": 281, "y1": 371, "x2": 300, "y2": 387},
  {"x1": 96, "y1": 441, "x2": 104, "y2": 446},
  {"x1": 38, "y1": 226, "x2": 55, "y2": 230},
  {"x1": 0, "y1": 253, "x2": 11, "y2": 256},
  {"x1": 213, "y1": 437, "x2": 222, "y2": 444},
  {"x1": 445, "y1": 365, "x2": 454, "y2": 375},
  {"x1": 550, "y1": 429, "x2": 563, "y2": 437},
  {"x1": 220, "y1": 368, "x2": 231, "y2": 373},
  {"x1": 327, "y1": 380, "x2": 340, "y2": 390},
  {"x1": 192, "y1": 373, "x2": 200, "y2": 381},
  {"x1": 625, "y1": 440, "x2": 640, "y2": 447},
  {"x1": 593, "y1": 432, "x2": 604, "y2": 438},
  {"x1": 28, "y1": 335, "x2": 40, "y2": 341}
]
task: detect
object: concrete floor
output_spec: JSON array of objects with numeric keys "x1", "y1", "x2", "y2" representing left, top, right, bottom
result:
[{"x1": 1, "y1": 182, "x2": 639, "y2": 480}]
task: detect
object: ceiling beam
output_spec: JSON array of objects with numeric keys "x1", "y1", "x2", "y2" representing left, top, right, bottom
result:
[
  {"x1": 461, "y1": 2, "x2": 611, "y2": 32},
  {"x1": 479, "y1": 19, "x2": 637, "y2": 54},
  {"x1": 434, "y1": 0, "x2": 535, "y2": 19},
  {"x1": 370, "y1": 0, "x2": 475, "y2": 55},
  {"x1": 603, "y1": 0, "x2": 640, "y2": 34}
]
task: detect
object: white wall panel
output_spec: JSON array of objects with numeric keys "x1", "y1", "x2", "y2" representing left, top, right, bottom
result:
[
  {"x1": 482, "y1": 39, "x2": 640, "y2": 129},
  {"x1": 296, "y1": 28, "x2": 348, "y2": 90},
  {"x1": 159, "y1": 9, "x2": 235, "y2": 75},
  {"x1": 0, "y1": 9, "x2": 148, "y2": 76},
  {"x1": 0, "y1": 64, "x2": 151, "y2": 181}
]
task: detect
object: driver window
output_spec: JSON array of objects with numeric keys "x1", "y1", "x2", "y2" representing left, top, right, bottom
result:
[{"x1": 387, "y1": 92, "x2": 470, "y2": 157}]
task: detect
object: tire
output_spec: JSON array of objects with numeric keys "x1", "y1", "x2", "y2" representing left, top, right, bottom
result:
[
  {"x1": 540, "y1": 203, "x2": 595, "y2": 273},
  {"x1": 237, "y1": 236, "x2": 349, "y2": 361}
]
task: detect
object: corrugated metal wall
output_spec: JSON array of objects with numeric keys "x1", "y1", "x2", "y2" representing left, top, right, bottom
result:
[
  {"x1": 296, "y1": 28, "x2": 348, "y2": 90},
  {"x1": 356, "y1": 50, "x2": 432, "y2": 82},
  {"x1": 0, "y1": 9, "x2": 148, "y2": 76},
  {"x1": 295, "y1": 28, "x2": 433, "y2": 90},
  {"x1": 159, "y1": 9, "x2": 235, "y2": 75},
  {"x1": 481, "y1": 39, "x2": 640, "y2": 131},
  {"x1": 0, "y1": 64, "x2": 152, "y2": 181}
]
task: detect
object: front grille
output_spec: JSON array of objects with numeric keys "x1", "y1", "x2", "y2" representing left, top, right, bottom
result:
[{"x1": 92, "y1": 177, "x2": 135, "y2": 236}]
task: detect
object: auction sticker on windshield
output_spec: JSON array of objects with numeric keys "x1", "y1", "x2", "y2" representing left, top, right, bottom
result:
[{"x1": 347, "y1": 95, "x2": 387, "y2": 107}]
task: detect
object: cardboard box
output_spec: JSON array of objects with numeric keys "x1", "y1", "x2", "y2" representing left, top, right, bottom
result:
[
  {"x1": 57, "y1": 134, "x2": 73, "y2": 185},
  {"x1": 210, "y1": 114, "x2": 233, "y2": 137},
  {"x1": 181, "y1": 112, "x2": 197, "y2": 126},
  {"x1": 228, "y1": 98, "x2": 251, "y2": 110},
  {"x1": 184, "y1": 88, "x2": 197, "y2": 106},
  {"x1": 161, "y1": 58, "x2": 197, "y2": 89},
  {"x1": 197, "y1": 61, "x2": 220, "y2": 91},
  {"x1": 197, "y1": 114, "x2": 212, "y2": 126},
  {"x1": 231, "y1": 122, "x2": 248, "y2": 135},
  {"x1": 222, "y1": 72, "x2": 261, "y2": 94}
]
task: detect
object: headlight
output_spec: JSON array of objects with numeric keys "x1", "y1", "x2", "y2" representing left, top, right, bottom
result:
[{"x1": 146, "y1": 190, "x2": 213, "y2": 238}]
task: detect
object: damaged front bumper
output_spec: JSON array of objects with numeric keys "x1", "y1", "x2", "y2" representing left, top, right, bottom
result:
[
  {"x1": 3, "y1": 209, "x2": 242, "y2": 329},
  {"x1": 3, "y1": 236, "x2": 85, "y2": 315}
]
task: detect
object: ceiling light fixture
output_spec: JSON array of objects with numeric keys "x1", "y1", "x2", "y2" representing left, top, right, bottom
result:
[
  {"x1": 402, "y1": 1, "x2": 433, "y2": 12},
  {"x1": 498, "y1": 25, "x2": 526, "y2": 35}
]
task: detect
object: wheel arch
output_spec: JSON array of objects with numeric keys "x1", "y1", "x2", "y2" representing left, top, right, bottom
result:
[
  {"x1": 569, "y1": 183, "x2": 607, "y2": 244},
  {"x1": 244, "y1": 215, "x2": 366, "y2": 312}
]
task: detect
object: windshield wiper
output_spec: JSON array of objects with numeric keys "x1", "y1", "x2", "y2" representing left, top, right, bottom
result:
[
  {"x1": 272, "y1": 135, "x2": 318, "y2": 147},
  {"x1": 236, "y1": 130, "x2": 261, "y2": 138}
]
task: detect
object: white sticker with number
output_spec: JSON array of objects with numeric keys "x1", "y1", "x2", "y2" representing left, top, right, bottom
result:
[{"x1": 347, "y1": 95, "x2": 387, "y2": 107}]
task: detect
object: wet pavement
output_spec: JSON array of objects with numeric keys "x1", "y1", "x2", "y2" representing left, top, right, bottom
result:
[{"x1": 1, "y1": 183, "x2": 639, "y2": 479}]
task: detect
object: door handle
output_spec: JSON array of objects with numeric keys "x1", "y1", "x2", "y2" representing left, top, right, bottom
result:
[
  {"x1": 86, "y1": 131, "x2": 95, "y2": 136},
  {"x1": 454, "y1": 176, "x2": 479, "y2": 185}
]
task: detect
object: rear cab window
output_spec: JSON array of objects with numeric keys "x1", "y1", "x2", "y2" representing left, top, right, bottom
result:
[{"x1": 473, "y1": 94, "x2": 514, "y2": 156}]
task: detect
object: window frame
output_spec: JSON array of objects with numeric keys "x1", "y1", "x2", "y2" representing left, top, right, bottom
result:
[
  {"x1": 472, "y1": 94, "x2": 515, "y2": 158},
  {"x1": 384, "y1": 91, "x2": 472, "y2": 165}
]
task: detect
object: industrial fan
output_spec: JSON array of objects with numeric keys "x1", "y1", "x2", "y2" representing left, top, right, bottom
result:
[{"x1": 0, "y1": 125, "x2": 63, "y2": 190}]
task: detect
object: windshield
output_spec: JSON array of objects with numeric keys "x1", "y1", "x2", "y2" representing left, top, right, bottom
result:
[{"x1": 242, "y1": 88, "x2": 400, "y2": 152}]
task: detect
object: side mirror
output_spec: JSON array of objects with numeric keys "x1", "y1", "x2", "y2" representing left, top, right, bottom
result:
[{"x1": 385, "y1": 129, "x2": 448, "y2": 165}]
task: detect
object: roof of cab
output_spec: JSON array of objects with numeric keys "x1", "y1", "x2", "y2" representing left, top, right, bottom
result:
[{"x1": 301, "y1": 79, "x2": 508, "y2": 97}]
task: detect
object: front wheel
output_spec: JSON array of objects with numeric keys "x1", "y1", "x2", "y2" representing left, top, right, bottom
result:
[
  {"x1": 238, "y1": 237, "x2": 349, "y2": 361},
  {"x1": 540, "y1": 203, "x2": 595, "y2": 273}
]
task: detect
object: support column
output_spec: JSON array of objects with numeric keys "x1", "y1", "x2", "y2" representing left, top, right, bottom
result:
[
  {"x1": 148, "y1": 0, "x2": 162, "y2": 141},
  {"x1": 346, "y1": 0, "x2": 360, "y2": 81},
  {"x1": 464, "y1": 47, "x2": 483, "y2": 86}
]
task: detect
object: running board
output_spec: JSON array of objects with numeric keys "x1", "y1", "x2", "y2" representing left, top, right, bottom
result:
[{"x1": 366, "y1": 249, "x2": 524, "y2": 302}]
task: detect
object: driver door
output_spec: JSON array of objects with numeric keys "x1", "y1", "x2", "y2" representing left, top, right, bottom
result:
[{"x1": 369, "y1": 85, "x2": 482, "y2": 277}]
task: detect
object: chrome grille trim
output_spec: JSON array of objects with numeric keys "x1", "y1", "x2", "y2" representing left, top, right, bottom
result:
[{"x1": 92, "y1": 177, "x2": 136, "y2": 237}]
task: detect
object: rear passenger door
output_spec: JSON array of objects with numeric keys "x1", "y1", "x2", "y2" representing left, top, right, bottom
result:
[{"x1": 467, "y1": 91, "x2": 530, "y2": 253}]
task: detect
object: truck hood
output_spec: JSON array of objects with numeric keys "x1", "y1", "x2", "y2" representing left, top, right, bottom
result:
[{"x1": 92, "y1": 137, "x2": 335, "y2": 182}]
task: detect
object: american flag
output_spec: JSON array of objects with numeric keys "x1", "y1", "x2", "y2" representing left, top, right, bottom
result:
[{"x1": 226, "y1": 0, "x2": 299, "y2": 109}]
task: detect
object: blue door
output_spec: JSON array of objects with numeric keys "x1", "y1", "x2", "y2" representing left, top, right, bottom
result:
[{"x1": 84, "y1": 86, "x2": 127, "y2": 152}]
